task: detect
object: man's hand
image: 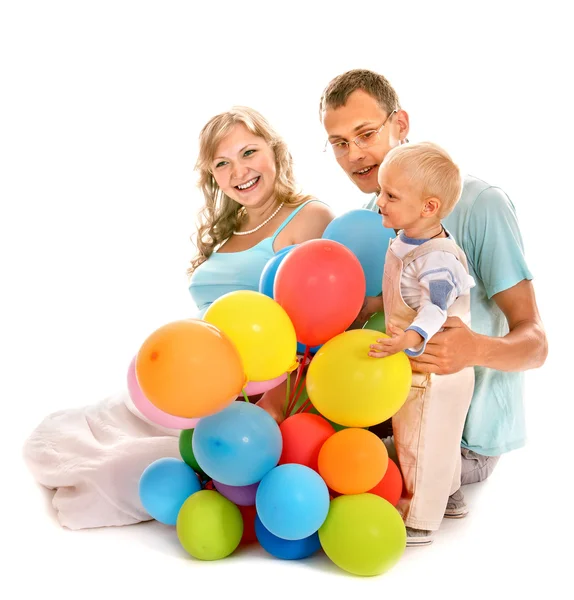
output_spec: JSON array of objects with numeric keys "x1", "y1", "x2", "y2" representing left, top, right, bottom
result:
[
  {"x1": 351, "y1": 295, "x2": 384, "y2": 329},
  {"x1": 408, "y1": 316, "x2": 477, "y2": 374}
]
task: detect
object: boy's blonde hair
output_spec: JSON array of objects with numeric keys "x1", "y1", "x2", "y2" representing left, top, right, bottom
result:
[{"x1": 382, "y1": 142, "x2": 462, "y2": 218}]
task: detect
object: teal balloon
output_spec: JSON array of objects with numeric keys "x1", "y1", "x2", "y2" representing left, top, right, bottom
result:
[
  {"x1": 363, "y1": 311, "x2": 386, "y2": 333},
  {"x1": 192, "y1": 402, "x2": 282, "y2": 486}
]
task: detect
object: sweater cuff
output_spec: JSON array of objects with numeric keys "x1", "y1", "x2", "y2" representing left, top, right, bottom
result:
[{"x1": 404, "y1": 326, "x2": 428, "y2": 357}]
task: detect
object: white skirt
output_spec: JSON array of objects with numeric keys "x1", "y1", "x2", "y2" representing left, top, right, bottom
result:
[{"x1": 22, "y1": 390, "x2": 181, "y2": 530}]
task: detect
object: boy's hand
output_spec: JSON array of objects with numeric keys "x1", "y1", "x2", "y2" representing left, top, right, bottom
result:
[{"x1": 368, "y1": 323, "x2": 422, "y2": 358}]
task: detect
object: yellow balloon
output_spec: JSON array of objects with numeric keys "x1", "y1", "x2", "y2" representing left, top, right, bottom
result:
[
  {"x1": 204, "y1": 290, "x2": 298, "y2": 382},
  {"x1": 306, "y1": 329, "x2": 412, "y2": 427}
]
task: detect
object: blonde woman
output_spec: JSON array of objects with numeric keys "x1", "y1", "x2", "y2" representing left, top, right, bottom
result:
[
  {"x1": 189, "y1": 107, "x2": 334, "y2": 422},
  {"x1": 189, "y1": 106, "x2": 333, "y2": 313},
  {"x1": 23, "y1": 107, "x2": 334, "y2": 530}
]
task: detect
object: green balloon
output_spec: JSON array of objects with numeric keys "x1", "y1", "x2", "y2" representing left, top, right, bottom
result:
[
  {"x1": 176, "y1": 490, "x2": 243, "y2": 561},
  {"x1": 319, "y1": 494, "x2": 406, "y2": 577},
  {"x1": 179, "y1": 429, "x2": 205, "y2": 475},
  {"x1": 328, "y1": 420, "x2": 348, "y2": 432},
  {"x1": 363, "y1": 311, "x2": 386, "y2": 333}
]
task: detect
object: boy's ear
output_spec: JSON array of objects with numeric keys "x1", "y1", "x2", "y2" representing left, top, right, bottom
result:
[{"x1": 422, "y1": 197, "x2": 440, "y2": 217}]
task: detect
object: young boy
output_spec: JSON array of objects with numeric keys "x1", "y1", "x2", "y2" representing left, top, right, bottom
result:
[{"x1": 368, "y1": 142, "x2": 476, "y2": 546}]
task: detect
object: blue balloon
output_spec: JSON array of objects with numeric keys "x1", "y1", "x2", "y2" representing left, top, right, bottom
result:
[
  {"x1": 192, "y1": 402, "x2": 282, "y2": 486},
  {"x1": 255, "y1": 514, "x2": 321, "y2": 560},
  {"x1": 258, "y1": 245, "x2": 296, "y2": 298},
  {"x1": 138, "y1": 457, "x2": 201, "y2": 526},
  {"x1": 256, "y1": 464, "x2": 330, "y2": 540},
  {"x1": 296, "y1": 341, "x2": 322, "y2": 355},
  {"x1": 322, "y1": 209, "x2": 395, "y2": 296}
]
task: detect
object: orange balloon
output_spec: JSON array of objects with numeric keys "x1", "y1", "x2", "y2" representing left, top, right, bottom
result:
[
  {"x1": 367, "y1": 458, "x2": 403, "y2": 507},
  {"x1": 318, "y1": 428, "x2": 388, "y2": 495},
  {"x1": 135, "y1": 319, "x2": 245, "y2": 418}
]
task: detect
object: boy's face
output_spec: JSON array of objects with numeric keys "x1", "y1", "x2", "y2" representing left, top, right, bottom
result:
[
  {"x1": 322, "y1": 89, "x2": 405, "y2": 194},
  {"x1": 376, "y1": 163, "x2": 426, "y2": 230}
]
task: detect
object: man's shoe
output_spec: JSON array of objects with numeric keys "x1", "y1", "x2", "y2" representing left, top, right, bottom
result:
[
  {"x1": 444, "y1": 488, "x2": 469, "y2": 519},
  {"x1": 406, "y1": 527, "x2": 433, "y2": 546}
]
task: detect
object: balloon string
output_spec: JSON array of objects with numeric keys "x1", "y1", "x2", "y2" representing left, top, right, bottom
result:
[
  {"x1": 285, "y1": 371, "x2": 305, "y2": 417},
  {"x1": 283, "y1": 372, "x2": 291, "y2": 418},
  {"x1": 289, "y1": 347, "x2": 309, "y2": 404},
  {"x1": 291, "y1": 375, "x2": 309, "y2": 414},
  {"x1": 296, "y1": 397, "x2": 312, "y2": 414},
  {"x1": 241, "y1": 388, "x2": 250, "y2": 403},
  {"x1": 286, "y1": 346, "x2": 310, "y2": 415}
]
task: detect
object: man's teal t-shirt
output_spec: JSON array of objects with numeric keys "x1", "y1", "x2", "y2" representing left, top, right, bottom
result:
[{"x1": 364, "y1": 175, "x2": 533, "y2": 456}]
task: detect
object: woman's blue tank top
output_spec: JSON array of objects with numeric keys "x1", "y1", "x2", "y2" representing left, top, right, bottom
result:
[{"x1": 189, "y1": 200, "x2": 318, "y2": 315}]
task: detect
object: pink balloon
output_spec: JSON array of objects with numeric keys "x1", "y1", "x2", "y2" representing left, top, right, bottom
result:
[
  {"x1": 242, "y1": 373, "x2": 288, "y2": 397},
  {"x1": 127, "y1": 356, "x2": 199, "y2": 430}
]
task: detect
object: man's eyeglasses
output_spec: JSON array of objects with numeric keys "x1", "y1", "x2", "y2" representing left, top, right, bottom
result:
[{"x1": 324, "y1": 110, "x2": 397, "y2": 158}]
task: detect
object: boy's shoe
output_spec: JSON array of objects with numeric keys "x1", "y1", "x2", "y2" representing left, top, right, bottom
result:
[
  {"x1": 406, "y1": 527, "x2": 433, "y2": 547},
  {"x1": 444, "y1": 488, "x2": 469, "y2": 519}
]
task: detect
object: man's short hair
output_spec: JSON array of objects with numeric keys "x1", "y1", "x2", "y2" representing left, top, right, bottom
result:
[{"x1": 319, "y1": 69, "x2": 401, "y2": 118}]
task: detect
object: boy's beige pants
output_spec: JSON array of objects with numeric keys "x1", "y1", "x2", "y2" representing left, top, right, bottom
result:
[{"x1": 383, "y1": 238, "x2": 474, "y2": 531}]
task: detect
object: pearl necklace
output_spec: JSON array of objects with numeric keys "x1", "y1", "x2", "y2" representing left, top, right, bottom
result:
[{"x1": 233, "y1": 202, "x2": 284, "y2": 236}]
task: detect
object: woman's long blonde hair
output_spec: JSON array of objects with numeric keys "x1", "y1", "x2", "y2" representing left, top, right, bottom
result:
[{"x1": 188, "y1": 106, "x2": 313, "y2": 274}]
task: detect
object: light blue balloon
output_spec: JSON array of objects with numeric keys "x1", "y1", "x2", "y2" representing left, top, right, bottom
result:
[
  {"x1": 138, "y1": 457, "x2": 201, "y2": 526},
  {"x1": 256, "y1": 464, "x2": 330, "y2": 540},
  {"x1": 322, "y1": 209, "x2": 395, "y2": 296},
  {"x1": 192, "y1": 402, "x2": 282, "y2": 486},
  {"x1": 255, "y1": 514, "x2": 321, "y2": 560}
]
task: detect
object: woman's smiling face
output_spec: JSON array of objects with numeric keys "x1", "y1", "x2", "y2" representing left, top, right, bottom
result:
[{"x1": 211, "y1": 123, "x2": 277, "y2": 208}]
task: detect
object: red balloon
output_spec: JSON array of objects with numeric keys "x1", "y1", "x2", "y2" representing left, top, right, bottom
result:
[
  {"x1": 274, "y1": 239, "x2": 366, "y2": 347},
  {"x1": 278, "y1": 413, "x2": 336, "y2": 472},
  {"x1": 367, "y1": 458, "x2": 403, "y2": 507},
  {"x1": 238, "y1": 504, "x2": 258, "y2": 544}
]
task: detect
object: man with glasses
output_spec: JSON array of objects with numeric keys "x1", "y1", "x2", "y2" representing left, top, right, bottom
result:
[{"x1": 320, "y1": 69, "x2": 547, "y2": 546}]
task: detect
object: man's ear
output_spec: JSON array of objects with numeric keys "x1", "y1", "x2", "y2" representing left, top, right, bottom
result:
[
  {"x1": 422, "y1": 197, "x2": 441, "y2": 217},
  {"x1": 395, "y1": 110, "x2": 410, "y2": 143}
]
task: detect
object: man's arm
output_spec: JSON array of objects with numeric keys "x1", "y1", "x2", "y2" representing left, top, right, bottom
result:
[
  {"x1": 409, "y1": 278, "x2": 548, "y2": 375},
  {"x1": 409, "y1": 184, "x2": 548, "y2": 375},
  {"x1": 351, "y1": 294, "x2": 384, "y2": 329}
]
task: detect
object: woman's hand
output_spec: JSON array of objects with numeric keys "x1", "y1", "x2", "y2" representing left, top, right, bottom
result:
[{"x1": 255, "y1": 386, "x2": 286, "y2": 425}]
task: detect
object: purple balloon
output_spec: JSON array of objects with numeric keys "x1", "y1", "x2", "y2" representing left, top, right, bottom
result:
[{"x1": 213, "y1": 480, "x2": 259, "y2": 506}]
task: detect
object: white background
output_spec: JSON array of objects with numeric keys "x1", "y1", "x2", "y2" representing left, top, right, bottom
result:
[{"x1": 1, "y1": 1, "x2": 571, "y2": 598}]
